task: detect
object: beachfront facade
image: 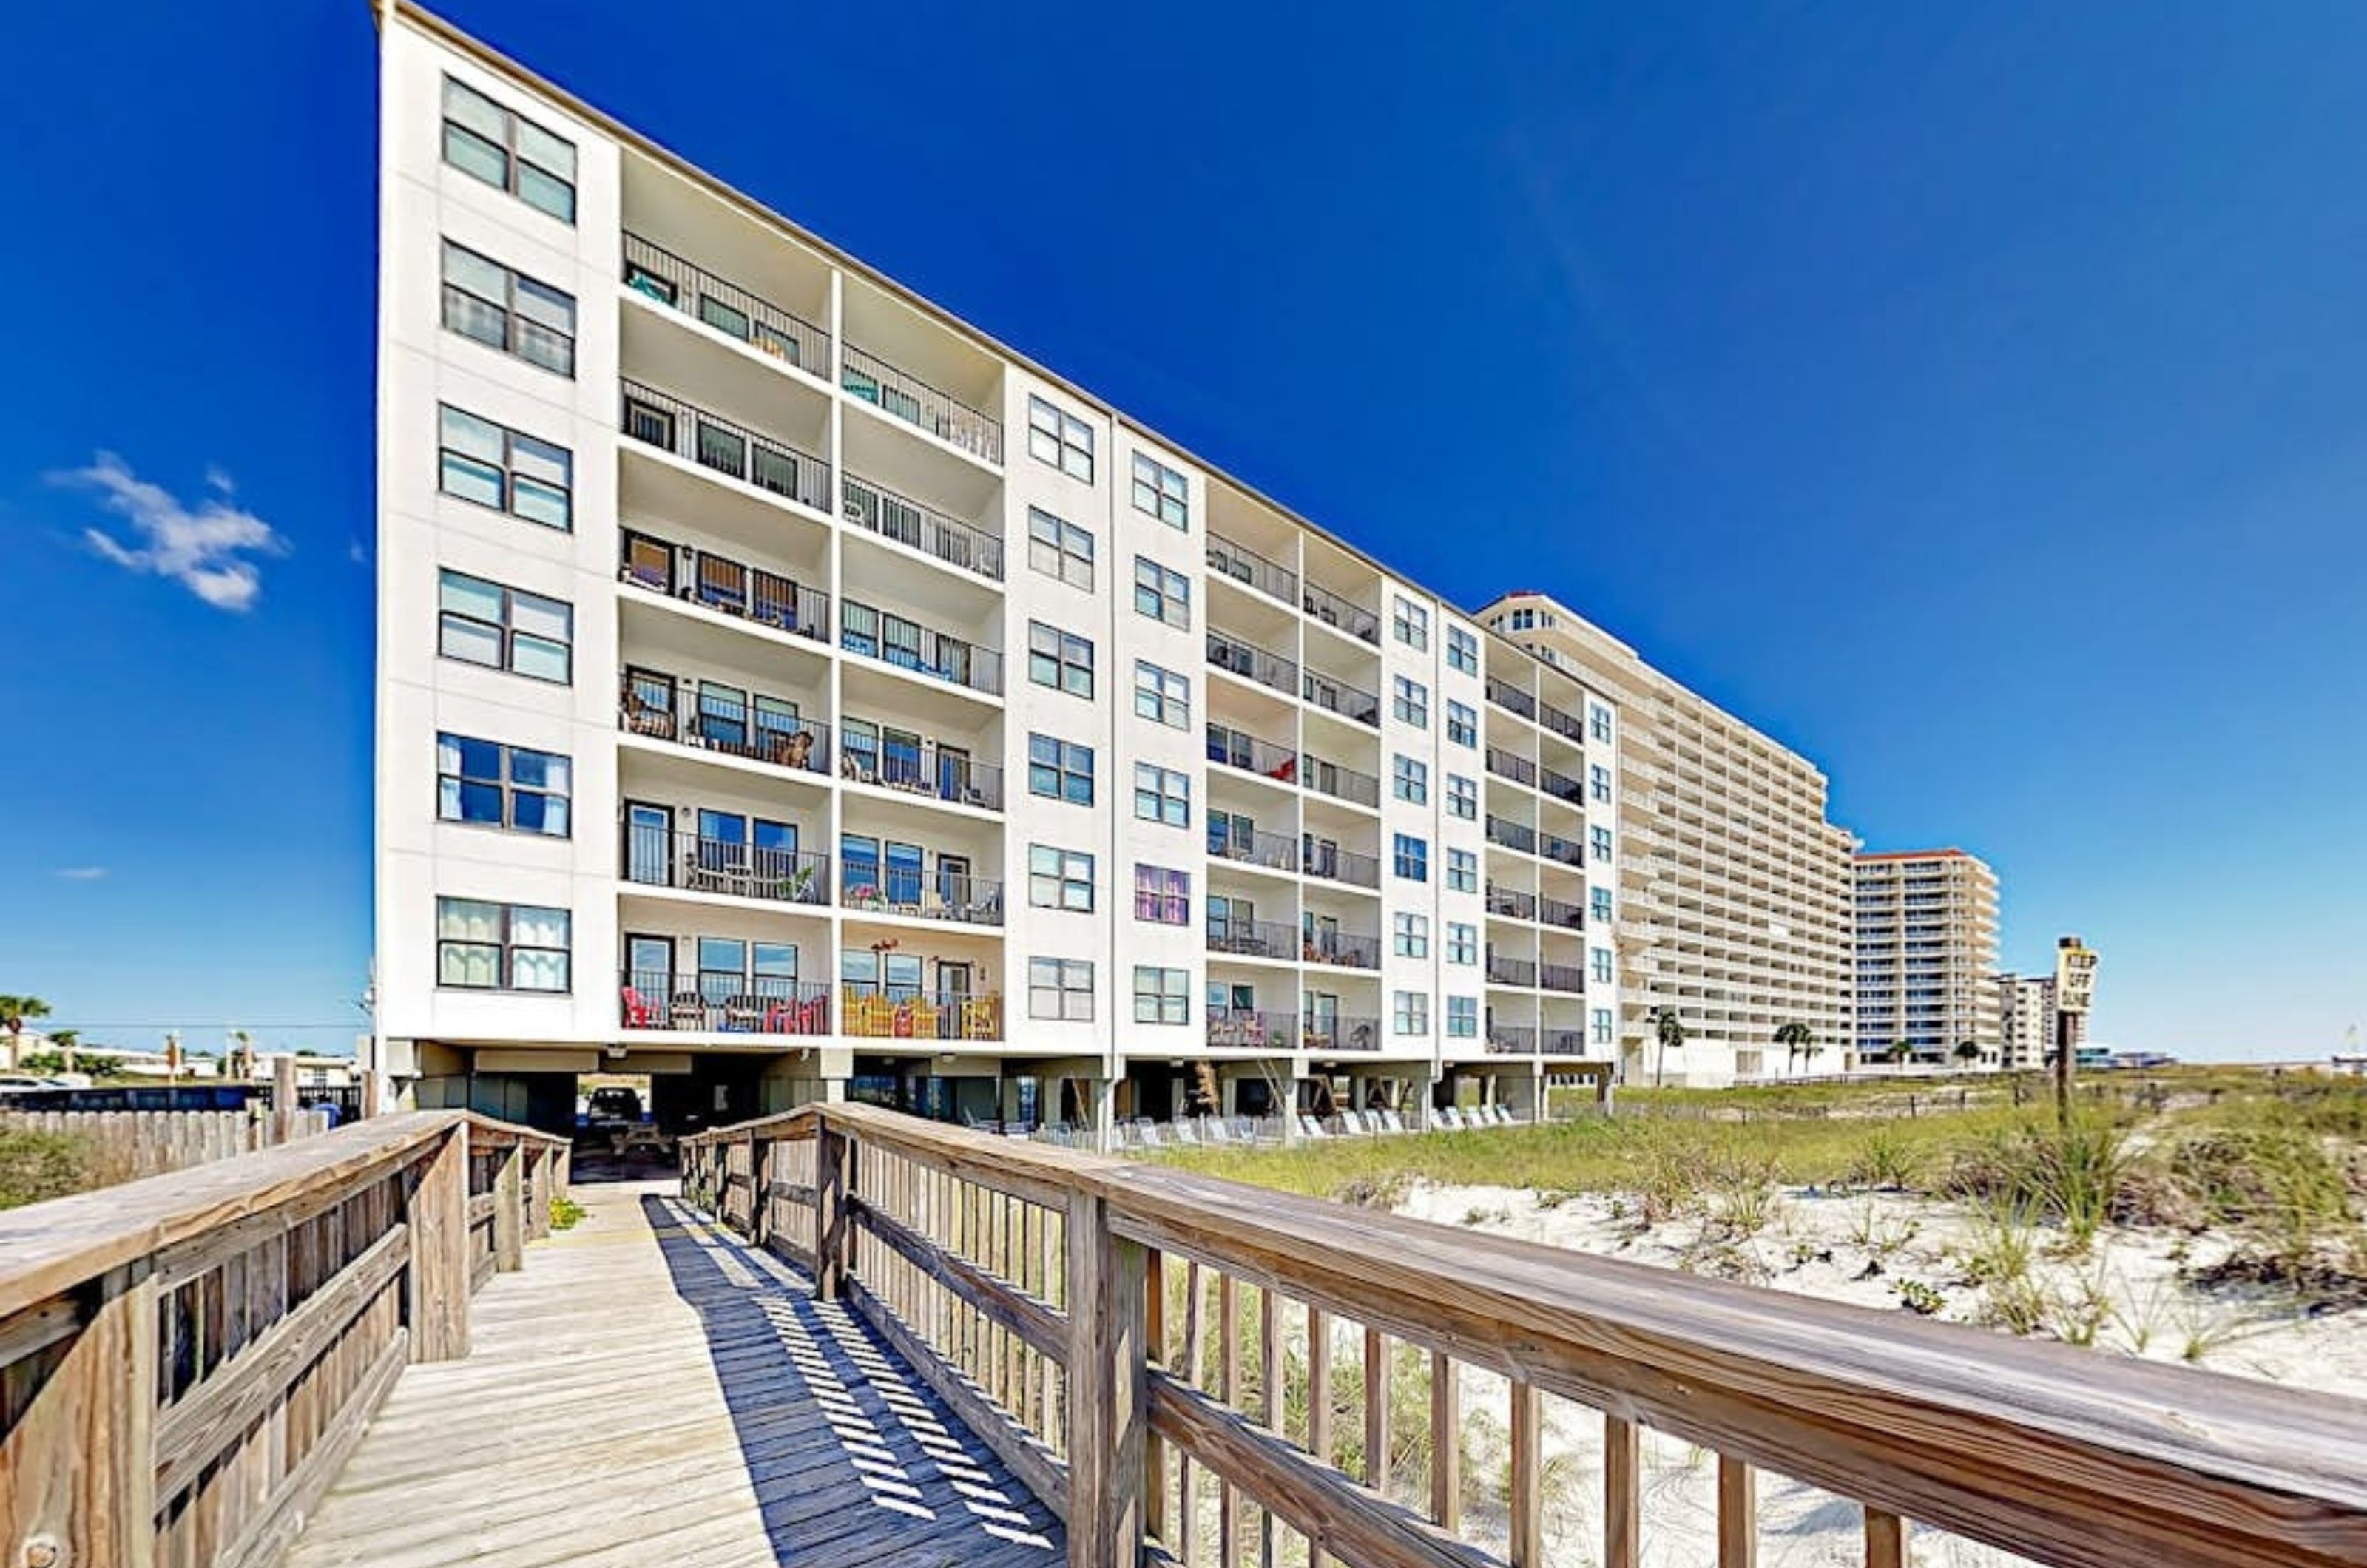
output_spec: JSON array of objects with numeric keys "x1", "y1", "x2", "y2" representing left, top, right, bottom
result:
[
  {"x1": 371, "y1": 3, "x2": 1624, "y2": 1136},
  {"x1": 1996, "y1": 970, "x2": 2084, "y2": 1072},
  {"x1": 1476, "y1": 595, "x2": 1855, "y2": 1086},
  {"x1": 1852, "y1": 849, "x2": 2002, "y2": 1065}
]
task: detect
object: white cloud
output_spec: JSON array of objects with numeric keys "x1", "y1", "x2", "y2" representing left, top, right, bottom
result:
[
  {"x1": 58, "y1": 452, "x2": 289, "y2": 612},
  {"x1": 348, "y1": 538, "x2": 370, "y2": 566},
  {"x1": 53, "y1": 867, "x2": 107, "y2": 882}
]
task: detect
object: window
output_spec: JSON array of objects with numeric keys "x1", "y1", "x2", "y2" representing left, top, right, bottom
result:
[
  {"x1": 1394, "y1": 912, "x2": 1429, "y2": 958},
  {"x1": 1134, "y1": 763, "x2": 1189, "y2": 828},
  {"x1": 1027, "y1": 508, "x2": 1093, "y2": 589},
  {"x1": 1591, "y1": 887, "x2": 1614, "y2": 924},
  {"x1": 436, "y1": 734, "x2": 570, "y2": 836},
  {"x1": 1135, "y1": 865, "x2": 1190, "y2": 925},
  {"x1": 1591, "y1": 825, "x2": 1614, "y2": 863},
  {"x1": 1447, "y1": 996, "x2": 1479, "y2": 1038},
  {"x1": 441, "y1": 76, "x2": 577, "y2": 223},
  {"x1": 1446, "y1": 774, "x2": 1476, "y2": 820},
  {"x1": 1509, "y1": 608, "x2": 1536, "y2": 632},
  {"x1": 1133, "y1": 557, "x2": 1191, "y2": 628},
  {"x1": 1592, "y1": 947, "x2": 1613, "y2": 984},
  {"x1": 1592, "y1": 1008, "x2": 1615, "y2": 1047},
  {"x1": 1027, "y1": 735, "x2": 1094, "y2": 805},
  {"x1": 1392, "y1": 676, "x2": 1428, "y2": 729},
  {"x1": 1590, "y1": 764, "x2": 1612, "y2": 803},
  {"x1": 1590, "y1": 703, "x2": 1613, "y2": 742},
  {"x1": 438, "y1": 406, "x2": 571, "y2": 529},
  {"x1": 1447, "y1": 922, "x2": 1477, "y2": 965},
  {"x1": 1027, "y1": 622, "x2": 1094, "y2": 697},
  {"x1": 1446, "y1": 700, "x2": 1477, "y2": 748},
  {"x1": 437, "y1": 570, "x2": 572, "y2": 683},
  {"x1": 1447, "y1": 626, "x2": 1479, "y2": 675},
  {"x1": 1447, "y1": 848, "x2": 1478, "y2": 893},
  {"x1": 1392, "y1": 834, "x2": 1428, "y2": 882},
  {"x1": 1393, "y1": 597, "x2": 1429, "y2": 650},
  {"x1": 1030, "y1": 959, "x2": 1094, "y2": 1021},
  {"x1": 440, "y1": 240, "x2": 575, "y2": 376},
  {"x1": 1131, "y1": 453, "x2": 1188, "y2": 528},
  {"x1": 436, "y1": 896, "x2": 568, "y2": 991},
  {"x1": 1134, "y1": 660, "x2": 1189, "y2": 728},
  {"x1": 1392, "y1": 754, "x2": 1428, "y2": 805},
  {"x1": 1133, "y1": 966, "x2": 1189, "y2": 1025},
  {"x1": 1027, "y1": 396, "x2": 1094, "y2": 481},
  {"x1": 1027, "y1": 845, "x2": 1095, "y2": 912},
  {"x1": 1393, "y1": 992, "x2": 1429, "y2": 1036}
]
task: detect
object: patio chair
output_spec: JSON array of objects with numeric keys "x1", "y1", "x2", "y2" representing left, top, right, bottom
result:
[
  {"x1": 723, "y1": 995, "x2": 763, "y2": 1033},
  {"x1": 908, "y1": 998, "x2": 942, "y2": 1039},
  {"x1": 1202, "y1": 1118, "x2": 1232, "y2": 1146},
  {"x1": 1381, "y1": 1109, "x2": 1408, "y2": 1135},
  {"x1": 621, "y1": 986, "x2": 655, "y2": 1028},
  {"x1": 1298, "y1": 1115, "x2": 1328, "y2": 1140},
  {"x1": 1434, "y1": 1107, "x2": 1464, "y2": 1132},
  {"x1": 920, "y1": 888, "x2": 952, "y2": 920},
  {"x1": 669, "y1": 991, "x2": 706, "y2": 1031},
  {"x1": 1168, "y1": 1120, "x2": 1201, "y2": 1147}
]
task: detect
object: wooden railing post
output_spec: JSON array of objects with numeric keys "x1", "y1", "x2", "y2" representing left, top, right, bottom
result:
[
  {"x1": 813, "y1": 1116, "x2": 851, "y2": 1300},
  {"x1": 749, "y1": 1135, "x2": 770, "y2": 1251},
  {"x1": 492, "y1": 1138, "x2": 524, "y2": 1273},
  {"x1": 408, "y1": 1119, "x2": 470, "y2": 1362},
  {"x1": 525, "y1": 1146, "x2": 551, "y2": 1242},
  {"x1": 1065, "y1": 1187, "x2": 1146, "y2": 1568},
  {"x1": 1, "y1": 1263, "x2": 158, "y2": 1568}
]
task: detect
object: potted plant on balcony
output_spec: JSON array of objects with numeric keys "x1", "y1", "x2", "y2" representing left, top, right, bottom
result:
[{"x1": 848, "y1": 883, "x2": 883, "y2": 912}]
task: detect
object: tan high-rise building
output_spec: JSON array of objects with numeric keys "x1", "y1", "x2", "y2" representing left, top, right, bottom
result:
[
  {"x1": 1478, "y1": 592, "x2": 1854, "y2": 1084},
  {"x1": 1853, "y1": 849, "x2": 2000, "y2": 1065},
  {"x1": 1996, "y1": 970, "x2": 2084, "y2": 1071}
]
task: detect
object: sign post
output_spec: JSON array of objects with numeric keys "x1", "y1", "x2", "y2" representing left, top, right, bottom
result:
[{"x1": 2053, "y1": 936, "x2": 2098, "y2": 1128}]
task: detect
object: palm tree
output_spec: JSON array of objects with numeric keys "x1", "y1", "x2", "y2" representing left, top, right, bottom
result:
[
  {"x1": 1774, "y1": 1021, "x2": 1814, "y2": 1076},
  {"x1": 1652, "y1": 1007, "x2": 1686, "y2": 1088},
  {"x1": 1952, "y1": 1039, "x2": 1982, "y2": 1067},
  {"x1": 47, "y1": 1029, "x2": 79, "y2": 1075},
  {"x1": 230, "y1": 1030, "x2": 255, "y2": 1081},
  {"x1": 1886, "y1": 1040, "x2": 1914, "y2": 1065},
  {"x1": 0, "y1": 994, "x2": 49, "y2": 1071}
]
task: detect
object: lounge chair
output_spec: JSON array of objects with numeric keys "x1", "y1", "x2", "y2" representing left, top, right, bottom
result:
[
  {"x1": 1434, "y1": 1107, "x2": 1464, "y2": 1132},
  {"x1": 1203, "y1": 1118, "x2": 1232, "y2": 1146},
  {"x1": 1298, "y1": 1115, "x2": 1328, "y2": 1140},
  {"x1": 1168, "y1": 1120, "x2": 1201, "y2": 1147},
  {"x1": 1381, "y1": 1109, "x2": 1408, "y2": 1135}
]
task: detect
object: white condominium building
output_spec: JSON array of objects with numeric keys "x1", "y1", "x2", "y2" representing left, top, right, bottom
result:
[
  {"x1": 371, "y1": 4, "x2": 1625, "y2": 1139},
  {"x1": 1852, "y1": 849, "x2": 2001, "y2": 1065},
  {"x1": 1996, "y1": 970, "x2": 2084, "y2": 1071},
  {"x1": 1477, "y1": 595, "x2": 1854, "y2": 1085}
]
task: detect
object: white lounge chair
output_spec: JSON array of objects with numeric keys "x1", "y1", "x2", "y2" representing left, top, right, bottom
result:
[
  {"x1": 1298, "y1": 1114, "x2": 1328, "y2": 1140},
  {"x1": 1381, "y1": 1109, "x2": 1408, "y2": 1135},
  {"x1": 1169, "y1": 1119, "x2": 1201, "y2": 1146},
  {"x1": 1435, "y1": 1107, "x2": 1465, "y2": 1132}
]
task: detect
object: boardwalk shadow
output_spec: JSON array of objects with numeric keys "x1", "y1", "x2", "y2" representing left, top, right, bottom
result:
[{"x1": 641, "y1": 1192, "x2": 1064, "y2": 1567}]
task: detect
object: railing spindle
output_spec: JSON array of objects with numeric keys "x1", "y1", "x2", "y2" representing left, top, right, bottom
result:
[
  {"x1": 1364, "y1": 1326, "x2": 1389, "y2": 1496},
  {"x1": 1220, "y1": 1274, "x2": 1242, "y2": 1568},
  {"x1": 1720, "y1": 1454, "x2": 1757, "y2": 1568},
  {"x1": 1260, "y1": 1285, "x2": 1282, "y2": 1568},
  {"x1": 1510, "y1": 1380, "x2": 1543, "y2": 1567},
  {"x1": 1307, "y1": 1305, "x2": 1332, "y2": 1568},
  {"x1": 1178, "y1": 1261, "x2": 1206, "y2": 1564},
  {"x1": 1866, "y1": 1509, "x2": 1907, "y2": 1568},
  {"x1": 1429, "y1": 1351, "x2": 1459, "y2": 1532},
  {"x1": 1145, "y1": 1247, "x2": 1167, "y2": 1544},
  {"x1": 1604, "y1": 1411, "x2": 1641, "y2": 1568}
]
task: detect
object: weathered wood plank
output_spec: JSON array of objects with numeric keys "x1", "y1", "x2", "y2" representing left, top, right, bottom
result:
[
  {"x1": 0, "y1": 1264, "x2": 158, "y2": 1568},
  {"x1": 406, "y1": 1123, "x2": 469, "y2": 1362},
  {"x1": 1604, "y1": 1410, "x2": 1638, "y2": 1568},
  {"x1": 849, "y1": 1196, "x2": 1065, "y2": 1362},
  {"x1": 1066, "y1": 1188, "x2": 1145, "y2": 1568},
  {"x1": 1865, "y1": 1507, "x2": 1905, "y2": 1568},
  {"x1": 1720, "y1": 1454, "x2": 1757, "y2": 1568}
]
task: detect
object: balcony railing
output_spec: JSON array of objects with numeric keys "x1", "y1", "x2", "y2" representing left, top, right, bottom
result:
[
  {"x1": 1486, "y1": 883, "x2": 1538, "y2": 921},
  {"x1": 1485, "y1": 746, "x2": 1537, "y2": 786},
  {"x1": 1302, "y1": 670, "x2": 1380, "y2": 727},
  {"x1": 621, "y1": 232, "x2": 831, "y2": 376},
  {"x1": 840, "y1": 599, "x2": 1002, "y2": 695},
  {"x1": 837, "y1": 728, "x2": 1004, "y2": 811},
  {"x1": 1206, "y1": 724, "x2": 1299, "y2": 785},
  {"x1": 1542, "y1": 1029, "x2": 1587, "y2": 1055},
  {"x1": 1207, "y1": 823, "x2": 1298, "y2": 873},
  {"x1": 1486, "y1": 676, "x2": 1536, "y2": 720},
  {"x1": 1300, "y1": 753, "x2": 1380, "y2": 809},
  {"x1": 1487, "y1": 1024, "x2": 1539, "y2": 1055},
  {"x1": 840, "y1": 343, "x2": 1002, "y2": 465},
  {"x1": 841, "y1": 473, "x2": 1004, "y2": 581},
  {"x1": 1539, "y1": 894, "x2": 1587, "y2": 930},
  {"x1": 622, "y1": 824, "x2": 831, "y2": 906},
  {"x1": 1302, "y1": 844, "x2": 1381, "y2": 890},
  {"x1": 1208, "y1": 630, "x2": 1297, "y2": 697},
  {"x1": 1539, "y1": 700, "x2": 1587, "y2": 744},
  {"x1": 1488, "y1": 954, "x2": 1539, "y2": 987},
  {"x1": 841, "y1": 983, "x2": 1004, "y2": 1041},
  {"x1": 621, "y1": 380, "x2": 831, "y2": 512},
  {"x1": 1485, "y1": 815, "x2": 1537, "y2": 854},
  {"x1": 1302, "y1": 1016, "x2": 1382, "y2": 1052},
  {"x1": 1303, "y1": 930, "x2": 1381, "y2": 970},
  {"x1": 1543, "y1": 833, "x2": 1586, "y2": 868},
  {"x1": 1205, "y1": 919, "x2": 1297, "y2": 961},
  {"x1": 1301, "y1": 581, "x2": 1379, "y2": 644},
  {"x1": 1540, "y1": 767, "x2": 1585, "y2": 805},
  {"x1": 618, "y1": 668, "x2": 833, "y2": 776},
  {"x1": 1206, "y1": 1010, "x2": 1295, "y2": 1050},
  {"x1": 1205, "y1": 533, "x2": 1297, "y2": 604},
  {"x1": 621, "y1": 972, "x2": 834, "y2": 1035},
  {"x1": 619, "y1": 529, "x2": 830, "y2": 641},
  {"x1": 1539, "y1": 962, "x2": 1587, "y2": 994},
  {"x1": 839, "y1": 867, "x2": 1004, "y2": 926}
]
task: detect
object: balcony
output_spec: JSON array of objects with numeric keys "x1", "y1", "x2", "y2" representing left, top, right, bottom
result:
[
  {"x1": 1539, "y1": 701, "x2": 1587, "y2": 744},
  {"x1": 1300, "y1": 753, "x2": 1380, "y2": 809},
  {"x1": 1301, "y1": 581, "x2": 1379, "y2": 644},
  {"x1": 1302, "y1": 670, "x2": 1380, "y2": 727},
  {"x1": 1206, "y1": 724, "x2": 1300, "y2": 786},
  {"x1": 1208, "y1": 630, "x2": 1297, "y2": 697},
  {"x1": 840, "y1": 865, "x2": 1004, "y2": 927},
  {"x1": 1539, "y1": 962, "x2": 1587, "y2": 995},
  {"x1": 621, "y1": 381, "x2": 831, "y2": 513},
  {"x1": 1206, "y1": 1010, "x2": 1295, "y2": 1050},
  {"x1": 840, "y1": 599, "x2": 1002, "y2": 695},
  {"x1": 841, "y1": 342, "x2": 1002, "y2": 465},
  {"x1": 621, "y1": 232, "x2": 831, "y2": 377},
  {"x1": 1542, "y1": 1029, "x2": 1587, "y2": 1056},
  {"x1": 1488, "y1": 955, "x2": 1539, "y2": 988},
  {"x1": 619, "y1": 667, "x2": 833, "y2": 776},
  {"x1": 1485, "y1": 815, "x2": 1537, "y2": 855},
  {"x1": 620, "y1": 972, "x2": 833, "y2": 1035},
  {"x1": 1539, "y1": 895, "x2": 1587, "y2": 930},
  {"x1": 841, "y1": 473, "x2": 1003, "y2": 582},
  {"x1": 842, "y1": 982, "x2": 1004, "y2": 1041},
  {"x1": 1302, "y1": 843, "x2": 1381, "y2": 891},
  {"x1": 1486, "y1": 884, "x2": 1537, "y2": 921},
  {"x1": 1303, "y1": 1016, "x2": 1382, "y2": 1052},
  {"x1": 620, "y1": 530, "x2": 829, "y2": 642},
  {"x1": 1486, "y1": 677, "x2": 1536, "y2": 720},
  {"x1": 1206, "y1": 533, "x2": 1297, "y2": 604},
  {"x1": 1207, "y1": 823, "x2": 1298, "y2": 873},
  {"x1": 1540, "y1": 767, "x2": 1585, "y2": 805},
  {"x1": 1486, "y1": 1024, "x2": 1539, "y2": 1055},
  {"x1": 1542, "y1": 833, "x2": 1586, "y2": 869},
  {"x1": 1206, "y1": 918, "x2": 1297, "y2": 961},
  {"x1": 622, "y1": 822, "x2": 831, "y2": 906},
  {"x1": 838, "y1": 726, "x2": 1004, "y2": 811},
  {"x1": 1303, "y1": 929, "x2": 1381, "y2": 970},
  {"x1": 1485, "y1": 746, "x2": 1537, "y2": 787}
]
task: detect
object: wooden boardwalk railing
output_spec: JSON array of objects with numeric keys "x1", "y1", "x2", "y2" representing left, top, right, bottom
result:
[
  {"x1": 0, "y1": 1109, "x2": 567, "y2": 1568},
  {"x1": 683, "y1": 1104, "x2": 2367, "y2": 1568}
]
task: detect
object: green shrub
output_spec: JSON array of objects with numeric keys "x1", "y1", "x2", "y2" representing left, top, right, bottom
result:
[{"x1": 0, "y1": 1131, "x2": 92, "y2": 1210}]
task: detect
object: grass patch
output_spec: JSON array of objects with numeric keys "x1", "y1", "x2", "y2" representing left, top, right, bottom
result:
[{"x1": 0, "y1": 1130, "x2": 94, "y2": 1210}]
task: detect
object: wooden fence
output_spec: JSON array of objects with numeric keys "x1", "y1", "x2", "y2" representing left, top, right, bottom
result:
[
  {"x1": 683, "y1": 1104, "x2": 2367, "y2": 1568},
  {"x1": 0, "y1": 1109, "x2": 335, "y2": 1184},
  {"x1": 0, "y1": 1110, "x2": 568, "y2": 1568}
]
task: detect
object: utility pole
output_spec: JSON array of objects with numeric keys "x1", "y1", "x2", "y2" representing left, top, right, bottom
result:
[{"x1": 2052, "y1": 935, "x2": 2098, "y2": 1129}]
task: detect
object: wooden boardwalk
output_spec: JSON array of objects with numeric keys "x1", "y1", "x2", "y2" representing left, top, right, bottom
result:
[{"x1": 280, "y1": 1180, "x2": 1064, "y2": 1568}]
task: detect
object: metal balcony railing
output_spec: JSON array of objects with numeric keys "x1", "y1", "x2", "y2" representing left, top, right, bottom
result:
[
  {"x1": 1205, "y1": 533, "x2": 1297, "y2": 604},
  {"x1": 1207, "y1": 630, "x2": 1297, "y2": 697},
  {"x1": 837, "y1": 727, "x2": 1004, "y2": 811},
  {"x1": 619, "y1": 529, "x2": 830, "y2": 641},
  {"x1": 1539, "y1": 895, "x2": 1587, "y2": 930},
  {"x1": 1302, "y1": 670, "x2": 1380, "y2": 727},
  {"x1": 1206, "y1": 724, "x2": 1299, "y2": 784},
  {"x1": 1303, "y1": 930, "x2": 1381, "y2": 970},
  {"x1": 1206, "y1": 823, "x2": 1298, "y2": 873},
  {"x1": 1486, "y1": 746, "x2": 1537, "y2": 786},
  {"x1": 1487, "y1": 676, "x2": 1536, "y2": 720},
  {"x1": 621, "y1": 381, "x2": 831, "y2": 512},
  {"x1": 1543, "y1": 833, "x2": 1586, "y2": 868},
  {"x1": 841, "y1": 473, "x2": 1004, "y2": 581},
  {"x1": 1300, "y1": 753, "x2": 1380, "y2": 808},
  {"x1": 839, "y1": 867, "x2": 1004, "y2": 926},
  {"x1": 622, "y1": 824, "x2": 831, "y2": 906},
  {"x1": 1302, "y1": 1016, "x2": 1382, "y2": 1052},
  {"x1": 1205, "y1": 918, "x2": 1297, "y2": 961},
  {"x1": 1485, "y1": 815, "x2": 1537, "y2": 854},
  {"x1": 1542, "y1": 1029, "x2": 1586, "y2": 1055},
  {"x1": 1539, "y1": 962, "x2": 1587, "y2": 994},
  {"x1": 840, "y1": 983, "x2": 1004, "y2": 1041},
  {"x1": 621, "y1": 972, "x2": 834, "y2": 1035},
  {"x1": 1488, "y1": 954, "x2": 1539, "y2": 988},
  {"x1": 1206, "y1": 1010, "x2": 1295, "y2": 1050},
  {"x1": 1301, "y1": 581, "x2": 1379, "y2": 643},
  {"x1": 621, "y1": 232, "x2": 831, "y2": 375},
  {"x1": 1487, "y1": 1024, "x2": 1539, "y2": 1055},
  {"x1": 840, "y1": 598, "x2": 1002, "y2": 695},
  {"x1": 618, "y1": 668, "x2": 833, "y2": 775},
  {"x1": 1302, "y1": 843, "x2": 1381, "y2": 890},
  {"x1": 1487, "y1": 884, "x2": 1538, "y2": 921},
  {"x1": 1539, "y1": 701, "x2": 1587, "y2": 744},
  {"x1": 1540, "y1": 767, "x2": 1585, "y2": 805},
  {"x1": 840, "y1": 343, "x2": 1002, "y2": 465}
]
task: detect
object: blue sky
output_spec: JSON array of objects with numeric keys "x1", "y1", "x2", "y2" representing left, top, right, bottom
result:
[{"x1": 3, "y1": 1, "x2": 2361, "y2": 1061}]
